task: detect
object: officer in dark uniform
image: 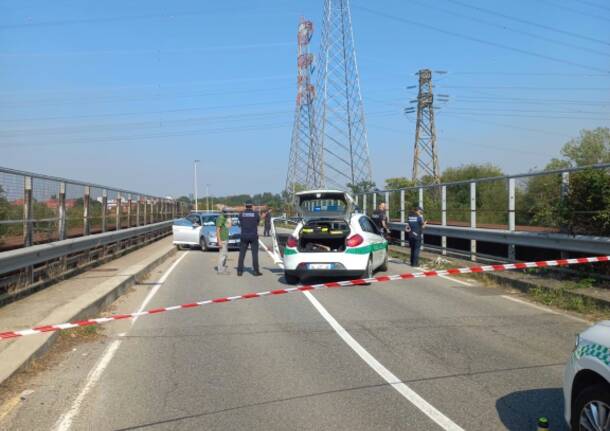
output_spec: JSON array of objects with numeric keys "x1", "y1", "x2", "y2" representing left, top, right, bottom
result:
[
  {"x1": 371, "y1": 202, "x2": 389, "y2": 238},
  {"x1": 406, "y1": 206, "x2": 426, "y2": 267},
  {"x1": 237, "y1": 201, "x2": 262, "y2": 276}
]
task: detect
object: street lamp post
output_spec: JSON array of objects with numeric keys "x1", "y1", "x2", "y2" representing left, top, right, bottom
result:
[
  {"x1": 206, "y1": 184, "x2": 210, "y2": 212},
  {"x1": 194, "y1": 160, "x2": 200, "y2": 212}
]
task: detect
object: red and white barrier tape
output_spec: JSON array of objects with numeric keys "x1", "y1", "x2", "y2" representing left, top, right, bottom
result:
[{"x1": 1, "y1": 255, "x2": 608, "y2": 341}]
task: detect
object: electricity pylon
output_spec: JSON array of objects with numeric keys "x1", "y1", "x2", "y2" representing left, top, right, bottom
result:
[
  {"x1": 286, "y1": 19, "x2": 322, "y2": 200},
  {"x1": 316, "y1": 0, "x2": 373, "y2": 190},
  {"x1": 411, "y1": 69, "x2": 441, "y2": 184}
]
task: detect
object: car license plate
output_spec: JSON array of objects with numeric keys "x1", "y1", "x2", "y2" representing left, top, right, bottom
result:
[
  {"x1": 229, "y1": 239, "x2": 239, "y2": 244},
  {"x1": 308, "y1": 263, "x2": 334, "y2": 270}
]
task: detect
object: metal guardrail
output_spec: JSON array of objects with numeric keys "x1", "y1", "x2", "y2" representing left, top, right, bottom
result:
[
  {"x1": 0, "y1": 221, "x2": 172, "y2": 275},
  {"x1": 355, "y1": 163, "x2": 610, "y2": 261},
  {"x1": 0, "y1": 221, "x2": 173, "y2": 305},
  {"x1": 389, "y1": 222, "x2": 610, "y2": 256},
  {"x1": 0, "y1": 166, "x2": 191, "y2": 252}
]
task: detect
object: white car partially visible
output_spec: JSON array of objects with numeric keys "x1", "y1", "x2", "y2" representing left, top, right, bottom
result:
[
  {"x1": 272, "y1": 190, "x2": 388, "y2": 285},
  {"x1": 564, "y1": 320, "x2": 610, "y2": 430}
]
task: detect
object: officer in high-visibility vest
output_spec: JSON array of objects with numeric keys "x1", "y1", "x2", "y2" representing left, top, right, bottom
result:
[
  {"x1": 237, "y1": 201, "x2": 262, "y2": 277},
  {"x1": 406, "y1": 206, "x2": 426, "y2": 267}
]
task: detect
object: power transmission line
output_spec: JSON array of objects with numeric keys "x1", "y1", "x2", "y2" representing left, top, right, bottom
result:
[
  {"x1": 451, "y1": 71, "x2": 610, "y2": 77},
  {"x1": 352, "y1": 4, "x2": 610, "y2": 74},
  {"x1": 536, "y1": 0, "x2": 610, "y2": 22},
  {"x1": 0, "y1": 110, "x2": 294, "y2": 138},
  {"x1": 405, "y1": 0, "x2": 610, "y2": 58},
  {"x1": 439, "y1": 85, "x2": 610, "y2": 90},
  {"x1": 0, "y1": 122, "x2": 291, "y2": 149},
  {"x1": 441, "y1": 0, "x2": 610, "y2": 47},
  {"x1": 3, "y1": 84, "x2": 294, "y2": 108},
  {"x1": 573, "y1": 0, "x2": 610, "y2": 13},
  {"x1": 0, "y1": 99, "x2": 293, "y2": 123},
  {"x1": 439, "y1": 112, "x2": 574, "y2": 137},
  {"x1": 368, "y1": 124, "x2": 550, "y2": 157}
]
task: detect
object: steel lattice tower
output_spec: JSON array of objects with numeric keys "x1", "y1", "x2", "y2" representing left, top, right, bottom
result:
[
  {"x1": 286, "y1": 19, "x2": 322, "y2": 198},
  {"x1": 316, "y1": 0, "x2": 372, "y2": 190},
  {"x1": 412, "y1": 69, "x2": 440, "y2": 183}
]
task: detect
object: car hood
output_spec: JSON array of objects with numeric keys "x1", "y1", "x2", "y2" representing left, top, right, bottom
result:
[{"x1": 580, "y1": 320, "x2": 610, "y2": 348}]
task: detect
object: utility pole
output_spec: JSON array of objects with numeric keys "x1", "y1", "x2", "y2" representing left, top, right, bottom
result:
[
  {"x1": 193, "y1": 160, "x2": 199, "y2": 212},
  {"x1": 408, "y1": 69, "x2": 442, "y2": 184},
  {"x1": 286, "y1": 18, "x2": 321, "y2": 200},
  {"x1": 316, "y1": 0, "x2": 373, "y2": 190}
]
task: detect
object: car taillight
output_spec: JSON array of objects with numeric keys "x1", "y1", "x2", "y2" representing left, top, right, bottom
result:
[
  {"x1": 286, "y1": 236, "x2": 298, "y2": 248},
  {"x1": 345, "y1": 234, "x2": 363, "y2": 248}
]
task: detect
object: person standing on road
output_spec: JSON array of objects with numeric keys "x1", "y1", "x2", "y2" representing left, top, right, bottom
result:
[
  {"x1": 263, "y1": 208, "x2": 272, "y2": 237},
  {"x1": 237, "y1": 201, "x2": 262, "y2": 277},
  {"x1": 215, "y1": 209, "x2": 232, "y2": 275},
  {"x1": 406, "y1": 206, "x2": 426, "y2": 267},
  {"x1": 371, "y1": 202, "x2": 390, "y2": 238}
]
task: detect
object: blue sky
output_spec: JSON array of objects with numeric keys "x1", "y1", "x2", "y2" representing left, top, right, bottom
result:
[{"x1": 1, "y1": 0, "x2": 609, "y2": 197}]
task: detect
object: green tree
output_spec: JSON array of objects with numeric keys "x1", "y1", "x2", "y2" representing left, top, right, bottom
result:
[
  {"x1": 347, "y1": 180, "x2": 376, "y2": 195},
  {"x1": 559, "y1": 127, "x2": 610, "y2": 167},
  {"x1": 561, "y1": 169, "x2": 610, "y2": 236},
  {"x1": 384, "y1": 177, "x2": 415, "y2": 190},
  {"x1": 437, "y1": 164, "x2": 505, "y2": 225},
  {"x1": 521, "y1": 128, "x2": 610, "y2": 230}
]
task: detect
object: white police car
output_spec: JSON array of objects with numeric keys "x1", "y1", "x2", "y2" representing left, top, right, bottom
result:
[
  {"x1": 563, "y1": 320, "x2": 610, "y2": 430},
  {"x1": 272, "y1": 190, "x2": 388, "y2": 284}
]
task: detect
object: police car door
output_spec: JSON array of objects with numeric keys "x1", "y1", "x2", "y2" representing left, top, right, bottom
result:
[
  {"x1": 359, "y1": 216, "x2": 386, "y2": 268},
  {"x1": 174, "y1": 213, "x2": 201, "y2": 245},
  {"x1": 270, "y1": 217, "x2": 299, "y2": 262}
]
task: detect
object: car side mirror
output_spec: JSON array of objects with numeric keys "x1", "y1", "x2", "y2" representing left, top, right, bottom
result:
[{"x1": 192, "y1": 222, "x2": 200, "y2": 228}]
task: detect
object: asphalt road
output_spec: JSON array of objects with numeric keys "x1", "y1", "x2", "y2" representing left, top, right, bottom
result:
[{"x1": 1, "y1": 237, "x2": 587, "y2": 430}]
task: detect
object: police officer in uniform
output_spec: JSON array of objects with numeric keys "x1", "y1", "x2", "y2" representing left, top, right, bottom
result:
[
  {"x1": 237, "y1": 201, "x2": 262, "y2": 276},
  {"x1": 371, "y1": 202, "x2": 389, "y2": 238},
  {"x1": 406, "y1": 206, "x2": 426, "y2": 267}
]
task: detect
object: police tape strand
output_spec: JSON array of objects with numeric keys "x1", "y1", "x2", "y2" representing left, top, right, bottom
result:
[{"x1": 1, "y1": 255, "x2": 608, "y2": 341}]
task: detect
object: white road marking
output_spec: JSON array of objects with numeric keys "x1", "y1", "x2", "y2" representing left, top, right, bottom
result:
[
  {"x1": 52, "y1": 340, "x2": 121, "y2": 431},
  {"x1": 500, "y1": 294, "x2": 591, "y2": 324},
  {"x1": 261, "y1": 240, "x2": 462, "y2": 428},
  {"x1": 303, "y1": 291, "x2": 464, "y2": 431},
  {"x1": 258, "y1": 239, "x2": 285, "y2": 269},
  {"x1": 52, "y1": 251, "x2": 189, "y2": 431},
  {"x1": 132, "y1": 251, "x2": 189, "y2": 323}
]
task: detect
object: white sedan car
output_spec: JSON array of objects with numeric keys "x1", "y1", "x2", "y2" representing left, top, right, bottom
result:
[
  {"x1": 272, "y1": 190, "x2": 388, "y2": 284},
  {"x1": 564, "y1": 320, "x2": 610, "y2": 430}
]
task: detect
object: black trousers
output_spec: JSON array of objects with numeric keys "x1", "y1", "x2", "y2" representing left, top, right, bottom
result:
[
  {"x1": 408, "y1": 237, "x2": 422, "y2": 267},
  {"x1": 238, "y1": 237, "x2": 259, "y2": 272},
  {"x1": 263, "y1": 225, "x2": 271, "y2": 236}
]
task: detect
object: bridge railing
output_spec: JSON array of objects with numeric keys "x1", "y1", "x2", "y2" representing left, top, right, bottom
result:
[
  {"x1": 356, "y1": 163, "x2": 610, "y2": 261},
  {"x1": 0, "y1": 166, "x2": 192, "y2": 304},
  {"x1": 0, "y1": 166, "x2": 190, "y2": 252}
]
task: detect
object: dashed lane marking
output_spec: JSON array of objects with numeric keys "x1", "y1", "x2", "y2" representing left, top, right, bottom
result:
[{"x1": 52, "y1": 251, "x2": 190, "y2": 431}]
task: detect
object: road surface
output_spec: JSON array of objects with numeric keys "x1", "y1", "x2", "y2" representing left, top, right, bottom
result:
[{"x1": 1, "y1": 237, "x2": 585, "y2": 430}]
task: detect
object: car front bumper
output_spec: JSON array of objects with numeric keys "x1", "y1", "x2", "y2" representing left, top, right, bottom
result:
[
  {"x1": 205, "y1": 239, "x2": 241, "y2": 250},
  {"x1": 285, "y1": 268, "x2": 364, "y2": 280}
]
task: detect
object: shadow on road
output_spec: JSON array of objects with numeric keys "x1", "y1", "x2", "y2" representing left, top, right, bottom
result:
[{"x1": 496, "y1": 387, "x2": 568, "y2": 431}]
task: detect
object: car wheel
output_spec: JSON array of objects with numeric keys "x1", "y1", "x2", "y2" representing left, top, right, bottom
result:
[
  {"x1": 572, "y1": 383, "x2": 610, "y2": 431},
  {"x1": 200, "y1": 237, "x2": 208, "y2": 252},
  {"x1": 284, "y1": 273, "x2": 299, "y2": 285},
  {"x1": 379, "y1": 249, "x2": 389, "y2": 272}
]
